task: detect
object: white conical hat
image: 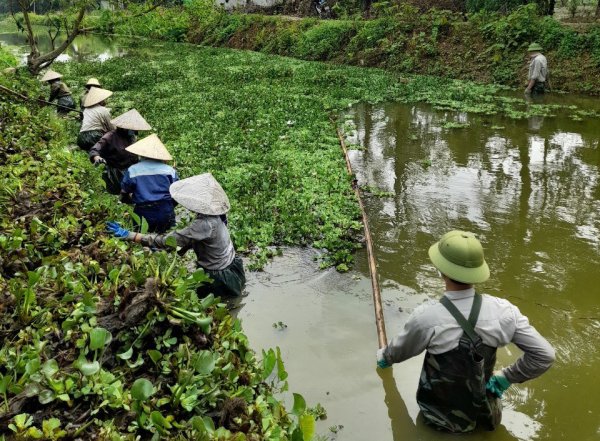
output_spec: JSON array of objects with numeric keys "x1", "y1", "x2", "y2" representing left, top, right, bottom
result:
[
  {"x1": 110, "y1": 109, "x2": 152, "y2": 131},
  {"x1": 125, "y1": 134, "x2": 172, "y2": 161},
  {"x1": 169, "y1": 173, "x2": 230, "y2": 215},
  {"x1": 86, "y1": 77, "x2": 101, "y2": 87},
  {"x1": 83, "y1": 87, "x2": 113, "y2": 107},
  {"x1": 40, "y1": 70, "x2": 62, "y2": 82}
]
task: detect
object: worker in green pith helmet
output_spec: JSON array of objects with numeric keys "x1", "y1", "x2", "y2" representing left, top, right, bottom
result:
[
  {"x1": 525, "y1": 43, "x2": 548, "y2": 95},
  {"x1": 376, "y1": 231, "x2": 555, "y2": 433}
]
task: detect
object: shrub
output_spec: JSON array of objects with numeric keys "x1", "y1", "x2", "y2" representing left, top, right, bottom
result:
[{"x1": 294, "y1": 20, "x2": 356, "y2": 60}]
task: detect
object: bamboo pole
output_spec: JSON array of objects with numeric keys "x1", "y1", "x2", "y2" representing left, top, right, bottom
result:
[
  {"x1": 335, "y1": 124, "x2": 388, "y2": 349},
  {"x1": 0, "y1": 84, "x2": 83, "y2": 114}
]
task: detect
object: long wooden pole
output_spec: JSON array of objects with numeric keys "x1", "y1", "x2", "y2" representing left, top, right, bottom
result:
[
  {"x1": 0, "y1": 84, "x2": 83, "y2": 114},
  {"x1": 335, "y1": 125, "x2": 388, "y2": 349}
]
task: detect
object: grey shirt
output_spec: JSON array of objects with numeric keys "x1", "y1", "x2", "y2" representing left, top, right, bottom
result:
[
  {"x1": 139, "y1": 215, "x2": 235, "y2": 271},
  {"x1": 383, "y1": 288, "x2": 555, "y2": 384},
  {"x1": 528, "y1": 54, "x2": 548, "y2": 82}
]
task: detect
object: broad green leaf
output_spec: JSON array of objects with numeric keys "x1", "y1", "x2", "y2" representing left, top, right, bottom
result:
[
  {"x1": 131, "y1": 378, "x2": 154, "y2": 401},
  {"x1": 41, "y1": 359, "x2": 59, "y2": 379},
  {"x1": 165, "y1": 236, "x2": 178, "y2": 247},
  {"x1": 262, "y1": 349, "x2": 276, "y2": 380},
  {"x1": 147, "y1": 349, "x2": 162, "y2": 364},
  {"x1": 276, "y1": 347, "x2": 287, "y2": 381},
  {"x1": 299, "y1": 413, "x2": 315, "y2": 441},
  {"x1": 117, "y1": 347, "x2": 134, "y2": 360},
  {"x1": 38, "y1": 389, "x2": 55, "y2": 404},
  {"x1": 89, "y1": 327, "x2": 112, "y2": 351},
  {"x1": 291, "y1": 427, "x2": 303, "y2": 441},
  {"x1": 150, "y1": 411, "x2": 172, "y2": 429},
  {"x1": 192, "y1": 351, "x2": 215, "y2": 375},
  {"x1": 292, "y1": 393, "x2": 306, "y2": 417},
  {"x1": 78, "y1": 360, "x2": 100, "y2": 376}
]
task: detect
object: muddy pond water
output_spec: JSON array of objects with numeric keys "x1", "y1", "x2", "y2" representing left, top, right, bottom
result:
[
  {"x1": 3, "y1": 25, "x2": 599, "y2": 440},
  {"x1": 239, "y1": 98, "x2": 600, "y2": 441}
]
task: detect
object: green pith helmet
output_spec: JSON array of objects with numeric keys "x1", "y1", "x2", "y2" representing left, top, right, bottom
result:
[
  {"x1": 527, "y1": 42, "x2": 543, "y2": 52},
  {"x1": 428, "y1": 230, "x2": 490, "y2": 284}
]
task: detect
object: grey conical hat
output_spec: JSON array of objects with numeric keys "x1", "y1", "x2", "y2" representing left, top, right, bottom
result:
[
  {"x1": 125, "y1": 134, "x2": 172, "y2": 161},
  {"x1": 40, "y1": 70, "x2": 62, "y2": 82},
  {"x1": 169, "y1": 173, "x2": 230, "y2": 215},
  {"x1": 83, "y1": 87, "x2": 113, "y2": 107},
  {"x1": 110, "y1": 109, "x2": 152, "y2": 131}
]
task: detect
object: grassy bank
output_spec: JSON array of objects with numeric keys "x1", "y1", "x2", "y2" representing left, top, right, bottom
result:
[
  {"x1": 0, "y1": 60, "x2": 312, "y2": 439},
  {"x1": 70, "y1": 2, "x2": 600, "y2": 95}
]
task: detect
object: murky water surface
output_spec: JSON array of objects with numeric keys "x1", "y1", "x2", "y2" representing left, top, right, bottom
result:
[
  {"x1": 3, "y1": 25, "x2": 599, "y2": 440},
  {"x1": 240, "y1": 100, "x2": 600, "y2": 441},
  {"x1": 0, "y1": 25, "x2": 127, "y2": 63}
]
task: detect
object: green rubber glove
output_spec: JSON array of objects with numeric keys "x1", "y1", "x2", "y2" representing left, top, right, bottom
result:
[
  {"x1": 377, "y1": 348, "x2": 391, "y2": 369},
  {"x1": 486, "y1": 375, "x2": 511, "y2": 398}
]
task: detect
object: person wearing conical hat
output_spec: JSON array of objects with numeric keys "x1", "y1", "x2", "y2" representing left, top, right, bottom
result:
[
  {"x1": 377, "y1": 231, "x2": 555, "y2": 433},
  {"x1": 107, "y1": 173, "x2": 246, "y2": 298},
  {"x1": 525, "y1": 42, "x2": 548, "y2": 95},
  {"x1": 77, "y1": 87, "x2": 115, "y2": 151},
  {"x1": 117, "y1": 134, "x2": 178, "y2": 233},
  {"x1": 89, "y1": 109, "x2": 152, "y2": 195},
  {"x1": 40, "y1": 70, "x2": 75, "y2": 114},
  {"x1": 80, "y1": 77, "x2": 102, "y2": 111}
]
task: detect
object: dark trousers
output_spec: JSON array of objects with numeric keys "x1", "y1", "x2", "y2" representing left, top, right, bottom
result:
[
  {"x1": 196, "y1": 256, "x2": 246, "y2": 298},
  {"x1": 134, "y1": 200, "x2": 176, "y2": 234}
]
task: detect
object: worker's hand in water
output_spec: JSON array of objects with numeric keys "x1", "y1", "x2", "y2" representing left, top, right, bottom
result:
[
  {"x1": 93, "y1": 156, "x2": 106, "y2": 166},
  {"x1": 106, "y1": 221, "x2": 130, "y2": 238},
  {"x1": 486, "y1": 374, "x2": 511, "y2": 398},
  {"x1": 377, "y1": 348, "x2": 391, "y2": 369}
]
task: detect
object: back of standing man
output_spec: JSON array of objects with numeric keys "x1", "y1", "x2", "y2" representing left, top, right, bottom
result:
[
  {"x1": 377, "y1": 230, "x2": 555, "y2": 433},
  {"x1": 525, "y1": 42, "x2": 548, "y2": 95}
]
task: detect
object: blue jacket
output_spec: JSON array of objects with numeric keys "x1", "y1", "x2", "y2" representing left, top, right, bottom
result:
[{"x1": 121, "y1": 159, "x2": 178, "y2": 205}]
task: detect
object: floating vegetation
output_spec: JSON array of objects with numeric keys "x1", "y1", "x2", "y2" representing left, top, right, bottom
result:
[{"x1": 0, "y1": 75, "x2": 313, "y2": 440}]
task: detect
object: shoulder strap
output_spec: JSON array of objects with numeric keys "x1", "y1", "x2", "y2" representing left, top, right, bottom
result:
[{"x1": 440, "y1": 293, "x2": 482, "y2": 344}]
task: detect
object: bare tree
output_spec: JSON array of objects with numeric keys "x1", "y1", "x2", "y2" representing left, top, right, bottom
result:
[{"x1": 10, "y1": 0, "x2": 166, "y2": 75}]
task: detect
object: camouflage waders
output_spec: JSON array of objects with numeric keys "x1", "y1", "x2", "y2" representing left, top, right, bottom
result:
[
  {"x1": 416, "y1": 293, "x2": 502, "y2": 433},
  {"x1": 532, "y1": 81, "x2": 546, "y2": 94}
]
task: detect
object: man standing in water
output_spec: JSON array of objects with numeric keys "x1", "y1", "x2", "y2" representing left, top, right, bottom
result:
[
  {"x1": 525, "y1": 42, "x2": 548, "y2": 95},
  {"x1": 376, "y1": 231, "x2": 555, "y2": 432}
]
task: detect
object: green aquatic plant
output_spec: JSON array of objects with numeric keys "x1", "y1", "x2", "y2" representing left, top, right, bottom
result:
[{"x1": 0, "y1": 75, "x2": 311, "y2": 440}]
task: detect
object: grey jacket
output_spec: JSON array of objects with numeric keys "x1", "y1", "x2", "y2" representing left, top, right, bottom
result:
[{"x1": 382, "y1": 288, "x2": 555, "y2": 383}]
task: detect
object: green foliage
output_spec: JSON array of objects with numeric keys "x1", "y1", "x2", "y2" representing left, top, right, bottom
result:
[
  {"x1": 294, "y1": 21, "x2": 356, "y2": 60},
  {"x1": 0, "y1": 44, "x2": 17, "y2": 68},
  {"x1": 0, "y1": 76, "x2": 308, "y2": 440}
]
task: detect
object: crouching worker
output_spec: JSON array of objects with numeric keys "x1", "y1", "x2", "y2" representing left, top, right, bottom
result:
[
  {"x1": 40, "y1": 70, "x2": 75, "y2": 114},
  {"x1": 121, "y1": 134, "x2": 178, "y2": 233},
  {"x1": 107, "y1": 173, "x2": 246, "y2": 298},
  {"x1": 89, "y1": 109, "x2": 152, "y2": 195},
  {"x1": 377, "y1": 231, "x2": 555, "y2": 433},
  {"x1": 78, "y1": 87, "x2": 114, "y2": 151}
]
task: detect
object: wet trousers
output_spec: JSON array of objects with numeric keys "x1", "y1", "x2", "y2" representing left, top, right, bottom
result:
[
  {"x1": 196, "y1": 256, "x2": 246, "y2": 298},
  {"x1": 77, "y1": 130, "x2": 104, "y2": 151}
]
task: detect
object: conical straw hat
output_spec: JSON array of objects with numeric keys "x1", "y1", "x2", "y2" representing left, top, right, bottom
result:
[
  {"x1": 40, "y1": 70, "x2": 62, "y2": 82},
  {"x1": 125, "y1": 134, "x2": 172, "y2": 161},
  {"x1": 86, "y1": 77, "x2": 101, "y2": 87},
  {"x1": 110, "y1": 109, "x2": 152, "y2": 131},
  {"x1": 169, "y1": 173, "x2": 230, "y2": 215},
  {"x1": 83, "y1": 87, "x2": 113, "y2": 107}
]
